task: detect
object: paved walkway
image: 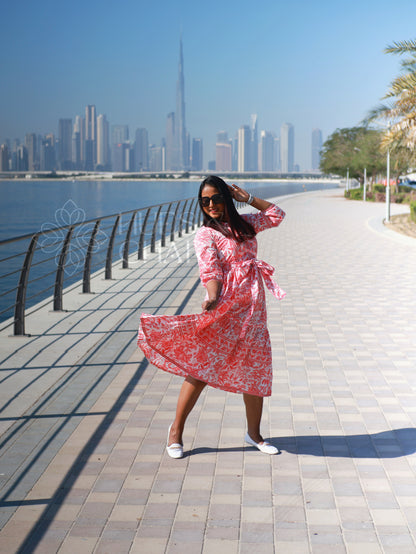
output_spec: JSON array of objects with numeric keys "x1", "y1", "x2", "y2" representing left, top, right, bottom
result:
[{"x1": 1, "y1": 189, "x2": 416, "y2": 553}]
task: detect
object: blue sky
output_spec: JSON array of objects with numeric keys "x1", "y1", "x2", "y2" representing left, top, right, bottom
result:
[{"x1": 1, "y1": 0, "x2": 416, "y2": 169}]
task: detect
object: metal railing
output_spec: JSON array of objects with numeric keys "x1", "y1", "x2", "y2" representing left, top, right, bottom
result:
[{"x1": 0, "y1": 196, "x2": 202, "y2": 335}]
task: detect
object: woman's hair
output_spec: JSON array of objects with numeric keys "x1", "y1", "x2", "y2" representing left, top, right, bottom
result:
[{"x1": 198, "y1": 175, "x2": 256, "y2": 242}]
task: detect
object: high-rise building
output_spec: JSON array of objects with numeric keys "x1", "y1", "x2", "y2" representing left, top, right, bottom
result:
[
  {"x1": 135, "y1": 128, "x2": 149, "y2": 171},
  {"x1": 97, "y1": 114, "x2": 110, "y2": 170},
  {"x1": 58, "y1": 119, "x2": 73, "y2": 170},
  {"x1": 40, "y1": 134, "x2": 56, "y2": 171},
  {"x1": 274, "y1": 137, "x2": 280, "y2": 171},
  {"x1": 0, "y1": 144, "x2": 9, "y2": 171},
  {"x1": 280, "y1": 123, "x2": 294, "y2": 173},
  {"x1": 149, "y1": 145, "x2": 164, "y2": 172},
  {"x1": 111, "y1": 125, "x2": 129, "y2": 145},
  {"x1": 250, "y1": 114, "x2": 258, "y2": 171},
  {"x1": 175, "y1": 37, "x2": 188, "y2": 170},
  {"x1": 25, "y1": 133, "x2": 37, "y2": 171},
  {"x1": 238, "y1": 125, "x2": 251, "y2": 172},
  {"x1": 259, "y1": 131, "x2": 275, "y2": 172},
  {"x1": 17, "y1": 145, "x2": 28, "y2": 171},
  {"x1": 191, "y1": 138, "x2": 203, "y2": 171},
  {"x1": 216, "y1": 142, "x2": 232, "y2": 172},
  {"x1": 216, "y1": 131, "x2": 229, "y2": 144},
  {"x1": 311, "y1": 128, "x2": 323, "y2": 171},
  {"x1": 84, "y1": 105, "x2": 97, "y2": 170},
  {"x1": 165, "y1": 112, "x2": 176, "y2": 171},
  {"x1": 72, "y1": 116, "x2": 84, "y2": 169}
]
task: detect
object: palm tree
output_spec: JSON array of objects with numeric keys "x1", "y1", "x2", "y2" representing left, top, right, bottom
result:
[{"x1": 366, "y1": 39, "x2": 416, "y2": 155}]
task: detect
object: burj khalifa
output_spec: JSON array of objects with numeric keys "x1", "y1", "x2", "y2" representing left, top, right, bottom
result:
[{"x1": 175, "y1": 37, "x2": 188, "y2": 170}]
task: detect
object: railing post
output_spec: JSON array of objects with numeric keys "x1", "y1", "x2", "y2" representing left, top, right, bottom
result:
[
  {"x1": 105, "y1": 215, "x2": 120, "y2": 279},
  {"x1": 170, "y1": 201, "x2": 181, "y2": 242},
  {"x1": 54, "y1": 227, "x2": 74, "y2": 311},
  {"x1": 178, "y1": 200, "x2": 189, "y2": 238},
  {"x1": 83, "y1": 220, "x2": 100, "y2": 293},
  {"x1": 161, "y1": 203, "x2": 172, "y2": 247},
  {"x1": 185, "y1": 199, "x2": 195, "y2": 234},
  {"x1": 14, "y1": 234, "x2": 38, "y2": 336},
  {"x1": 138, "y1": 208, "x2": 151, "y2": 260},
  {"x1": 122, "y1": 211, "x2": 137, "y2": 269},
  {"x1": 151, "y1": 206, "x2": 162, "y2": 253},
  {"x1": 192, "y1": 199, "x2": 200, "y2": 230}
]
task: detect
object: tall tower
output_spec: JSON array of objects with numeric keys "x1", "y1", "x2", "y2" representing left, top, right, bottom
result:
[
  {"x1": 58, "y1": 119, "x2": 73, "y2": 170},
  {"x1": 311, "y1": 128, "x2": 323, "y2": 171},
  {"x1": 280, "y1": 123, "x2": 294, "y2": 173},
  {"x1": 175, "y1": 36, "x2": 188, "y2": 170},
  {"x1": 97, "y1": 114, "x2": 109, "y2": 169},
  {"x1": 135, "y1": 128, "x2": 149, "y2": 171},
  {"x1": 250, "y1": 114, "x2": 258, "y2": 171},
  {"x1": 84, "y1": 105, "x2": 97, "y2": 170},
  {"x1": 238, "y1": 125, "x2": 250, "y2": 172}
]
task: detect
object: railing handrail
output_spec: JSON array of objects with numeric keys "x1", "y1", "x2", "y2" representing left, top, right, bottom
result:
[
  {"x1": 0, "y1": 195, "x2": 202, "y2": 335},
  {"x1": 0, "y1": 197, "x2": 195, "y2": 247}
]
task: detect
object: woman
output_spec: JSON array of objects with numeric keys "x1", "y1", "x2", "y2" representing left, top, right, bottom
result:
[{"x1": 137, "y1": 175, "x2": 286, "y2": 458}]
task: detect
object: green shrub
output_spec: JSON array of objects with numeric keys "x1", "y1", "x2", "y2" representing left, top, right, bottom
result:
[
  {"x1": 411, "y1": 201, "x2": 416, "y2": 223},
  {"x1": 373, "y1": 184, "x2": 385, "y2": 193},
  {"x1": 349, "y1": 188, "x2": 363, "y2": 200}
]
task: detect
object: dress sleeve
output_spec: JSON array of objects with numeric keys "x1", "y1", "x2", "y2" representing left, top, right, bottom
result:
[
  {"x1": 193, "y1": 227, "x2": 223, "y2": 286},
  {"x1": 243, "y1": 203, "x2": 286, "y2": 234}
]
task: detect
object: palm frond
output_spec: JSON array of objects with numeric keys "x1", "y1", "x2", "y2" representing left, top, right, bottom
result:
[{"x1": 385, "y1": 39, "x2": 416, "y2": 55}]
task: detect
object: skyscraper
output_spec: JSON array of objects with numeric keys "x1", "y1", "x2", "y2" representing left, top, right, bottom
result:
[
  {"x1": 191, "y1": 138, "x2": 203, "y2": 171},
  {"x1": 175, "y1": 37, "x2": 188, "y2": 170},
  {"x1": 84, "y1": 105, "x2": 97, "y2": 170},
  {"x1": 72, "y1": 115, "x2": 83, "y2": 169},
  {"x1": 25, "y1": 133, "x2": 37, "y2": 171},
  {"x1": 238, "y1": 126, "x2": 251, "y2": 172},
  {"x1": 259, "y1": 130, "x2": 275, "y2": 172},
  {"x1": 311, "y1": 128, "x2": 323, "y2": 171},
  {"x1": 280, "y1": 123, "x2": 294, "y2": 173},
  {"x1": 216, "y1": 142, "x2": 232, "y2": 172},
  {"x1": 165, "y1": 112, "x2": 176, "y2": 171},
  {"x1": 135, "y1": 128, "x2": 149, "y2": 171},
  {"x1": 97, "y1": 114, "x2": 110, "y2": 170},
  {"x1": 58, "y1": 119, "x2": 73, "y2": 170},
  {"x1": 250, "y1": 114, "x2": 258, "y2": 171}
]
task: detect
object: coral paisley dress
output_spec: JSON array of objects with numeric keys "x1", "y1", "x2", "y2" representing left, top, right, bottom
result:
[{"x1": 137, "y1": 204, "x2": 286, "y2": 397}]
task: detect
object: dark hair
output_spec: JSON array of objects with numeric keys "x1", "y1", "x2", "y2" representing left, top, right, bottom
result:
[{"x1": 198, "y1": 175, "x2": 255, "y2": 242}]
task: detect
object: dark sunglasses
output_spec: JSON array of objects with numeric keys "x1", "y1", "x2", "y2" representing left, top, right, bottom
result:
[{"x1": 200, "y1": 193, "x2": 225, "y2": 207}]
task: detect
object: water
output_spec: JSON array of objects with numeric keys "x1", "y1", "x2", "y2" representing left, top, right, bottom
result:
[
  {"x1": 0, "y1": 179, "x2": 338, "y2": 241},
  {"x1": 0, "y1": 178, "x2": 339, "y2": 326}
]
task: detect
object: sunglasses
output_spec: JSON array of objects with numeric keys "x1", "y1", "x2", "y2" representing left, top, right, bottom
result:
[{"x1": 200, "y1": 194, "x2": 225, "y2": 207}]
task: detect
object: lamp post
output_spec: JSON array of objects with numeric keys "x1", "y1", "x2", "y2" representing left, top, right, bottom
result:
[
  {"x1": 363, "y1": 167, "x2": 367, "y2": 202},
  {"x1": 346, "y1": 168, "x2": 350, "y2": 191},
  {"x1": 385, "y1": 148, "x2": 390, "y2": 222}
]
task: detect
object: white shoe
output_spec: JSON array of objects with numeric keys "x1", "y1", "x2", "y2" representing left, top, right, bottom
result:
[
  {"x1": 245, "y1": 432, "x2": 279, "y2": 455},
  {"x1": 166, "y1": 424, "x2": 183, "y2": 459}
]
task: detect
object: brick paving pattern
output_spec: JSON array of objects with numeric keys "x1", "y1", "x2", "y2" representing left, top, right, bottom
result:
[{"x1": 0, "y1": 189, "x2": 415, "y2": 553}]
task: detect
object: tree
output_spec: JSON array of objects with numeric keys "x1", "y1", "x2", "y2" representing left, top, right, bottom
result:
[
  {"x1": 320, "y1": 127, "x2": 385, "y2": 182},
  {"x1": 366, "y1": 39, "x2": 416, "y2": 158}
]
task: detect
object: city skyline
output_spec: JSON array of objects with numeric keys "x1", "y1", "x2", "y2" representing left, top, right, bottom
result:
[
  {"x1": 1, "y1": 1, "x2": 416, "y2": 169},
  {"x1": 0, "y1": 38, "x2": 323, "y2": 173}
]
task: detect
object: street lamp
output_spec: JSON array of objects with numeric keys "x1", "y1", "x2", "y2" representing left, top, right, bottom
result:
[
  {"x1": 346, "y1": 168, "x2": 349, "y2": 191},
  {"x1": 363, "y1": 167, "x2": 367, "y2": 202},
  {"x1": 386, "y1": 147, "x2": 390, "y2": 222}
]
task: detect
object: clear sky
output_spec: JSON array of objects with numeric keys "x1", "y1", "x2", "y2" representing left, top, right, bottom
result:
[{"x1": 1, "y1": 0, "x2": 415, "y2": 170}]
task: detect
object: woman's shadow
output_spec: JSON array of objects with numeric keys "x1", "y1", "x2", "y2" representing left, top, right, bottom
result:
[{"x1": 190, "y1": 428, "x2": 416, "y2": 458}]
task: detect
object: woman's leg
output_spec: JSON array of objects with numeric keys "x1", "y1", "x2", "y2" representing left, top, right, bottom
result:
[
  {"x1": 168, "y1": 375, "x2": 207, "y2": 446},
  {"x1": 243, "y1": 393, "x2": 264, "y2": 443}
]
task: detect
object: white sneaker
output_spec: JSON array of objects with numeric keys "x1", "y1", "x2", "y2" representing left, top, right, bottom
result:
[
  {"x1": 245, "y1": 432, "x2": 279, "y2": 455},
  {"x1": 166, "y1": 424, "x2": 183, "y2": 459}
]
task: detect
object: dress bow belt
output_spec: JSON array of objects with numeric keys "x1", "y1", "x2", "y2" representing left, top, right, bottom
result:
[{"x1": 231, "y1": 258, "x2": 286, "y2": 300}]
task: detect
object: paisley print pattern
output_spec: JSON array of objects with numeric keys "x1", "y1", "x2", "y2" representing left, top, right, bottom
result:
[{"x1": 137, "y1": 204, "x2": 286, "y2": 397}]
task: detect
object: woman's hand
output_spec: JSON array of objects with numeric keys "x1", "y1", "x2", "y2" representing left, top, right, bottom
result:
[
  {"x1": 228, "y1": 183, "x2": 250, "y2": 203},
  {"x1": 202, "y1": 298, "x2": 219, "y2": 311}
]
